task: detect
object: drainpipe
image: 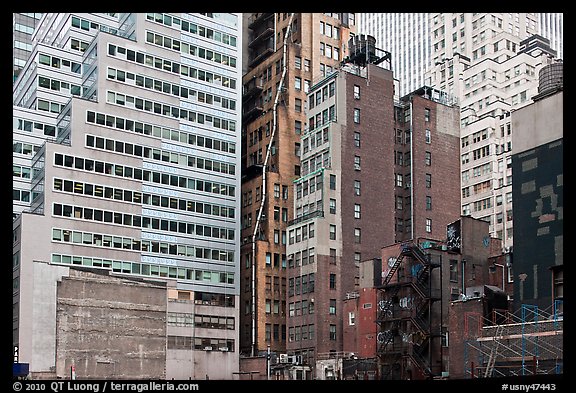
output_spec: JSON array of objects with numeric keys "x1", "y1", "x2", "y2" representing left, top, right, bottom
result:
[{"x1": 250, "y1": 12, "x2": 295, "y2": 358}]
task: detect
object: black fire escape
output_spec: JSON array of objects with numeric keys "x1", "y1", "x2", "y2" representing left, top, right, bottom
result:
[{"x1": 376, "y1": 241, "x2": 441, "y2": 380}]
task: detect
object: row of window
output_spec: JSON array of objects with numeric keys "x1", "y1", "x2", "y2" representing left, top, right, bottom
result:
[
  {"x1": 107, "y1": 43, "x2": 237, "y2": 90},
  {"x1": 264, "y1": 299, "x2": 284, "y2": 315},
  {"x1": 146, "y1": 13, "x2": 237, "y2": 47},
  {"x1": 71, "y1": 15, "x2": 117, "y2": 35},
  {"x1": 13, "y1": 189, "x2": 40, "y2": 202},
  {"x1": 167, "y1": 336, "x2": 234, "y2": 352},
  {"x1": 86, "y1": 110, "x2": 236, "y2": 154},
  {"x1": 296, "y1": 172, "x2": 325, "y2": 199},
  {"x1": 319, "y1": 21, "x2": 341, "y2": 39},
  {"x1": 145, "y1": 30, "x2": 237, "y2": 69},
  {"x1": 264, "y1": 252, "x2": 287, "y2": 269},
  {"x1": 288, "y1": 222, "x2": 315, "y2": 245},
  {"x1": 51, "y1": 253, "x2": 235, "y2": 285},
  {"x1": 85, "y1": 134, "x2": 235, "y2": 176},
  {"x1": 37, "y1": 99, "x2": 66, "y2": 114},
  {"x1": 38, "y1": 53, "x2": 82, "y2": 75},
  {"x1": 167, "y1": 312, "x2": 235, "y2": 329},
  {"x1": 14, "y1": 117, "x2": 60, "y2": 138},
  {"x1": 54, "y1": 153, "x2": 236, "y2": 198},
  {"x1": 37, "y1": 75, "x2": 83, "y2": 96},
  {"x1": 289, "y1": 300, "x2": 314, "y2": 317},
  {"x1": 288, "y1": 273, "x2": 315, "y2": 297},
  {"x1": 300, "y1": 155, "x2": 329, "y2": 183},
  {"x1": 288, "y1": 325, "x2": 316, "y2": 342},
  {"x1": 462, "y1": 162, "x2": 493, "y2": 182},
  {"x1": 51, "y1": 227, "x2": 234, "y2": 262},
  {"x1": 53, "y1": 177, "x2": 234, "y2": 220},
  {"x1": 13, "y1": 141, "x2": 41, "y2": 157},
  {"x1": 13, "y1": 164, "x2": 37, "y2": 179},
  {"x1": 70, "y1": 37, "x2": 90, "y2": 53},
  {"x1": 263, "y1": 323, "x2": 287, "y2": 343},
  {"x1": 307, "y1": 106, "x2": 336, "y2": 132},
  {"x1": 287, "y1": 247, "x2": 315, "y2": 268},
  {"x1": 302, "y1": 127, "x2": 329, "y2": 154},
  {"x1": 106, "y1": 90, "x2": 236, "y2": 132},
  {"x1": 107, "y1": 67, "x2": 236, "y2": 111},
  {"x1": 319, "y1": 42, "x2": 340, "y2": 61},
  {"x1": 52, "y1": 203, "x2": 235, "y2": 241}
]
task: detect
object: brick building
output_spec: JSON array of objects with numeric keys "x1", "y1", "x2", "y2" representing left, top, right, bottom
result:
[
  {"x1": 239, "y1": 13, "x2": 356, "y2": 359},
  {"x1": 284, "y1": 44, "x2": 395, "y2": 374}
]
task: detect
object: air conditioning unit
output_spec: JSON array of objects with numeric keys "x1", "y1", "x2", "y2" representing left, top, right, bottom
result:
[
  {"x1": 204, "y1": 346, "x2": 213, "y2": 351},
  {"x1": 279, "y1": 353, "x2": 288, "y2": 364},
  {"x1": 219, "y1": 347, "x2": 229, "y2": 352},
  {"x1": 288, "y1": 355, "x2": 302, "y2": 365}
]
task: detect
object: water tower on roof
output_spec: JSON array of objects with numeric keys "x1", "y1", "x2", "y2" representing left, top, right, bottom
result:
[{"x1": 345, "y1": 34, "x2": 391, "y2": 69}]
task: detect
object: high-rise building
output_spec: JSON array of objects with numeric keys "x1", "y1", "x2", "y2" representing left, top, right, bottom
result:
[
  {"x1": 360, "y1": 13, "x2": 560, "y2": 252},
  {"x1": 13, "y1": 12, "x2": 242, "y2": 379},
  {"x1": 357, "y1": 13, "x2": 431, "y2": 97},
  {"x1": 539, "y1": 13, "x2": 563, "y2": 59},
  {"x1": 13, "y1": 13, "x2": 44, "y2": 83},
  {"x1": 357, "y1": 13, "x2": 563, "y2": 97},
  {"x1": 425, "y1": 20, "x2": 557, "y2": 251},
  {"x1": 285, "y1": 38, "x2": 461, "y2": 377},
  {"x1": 239, "y1": 12, "x2": 356, "y2": 359}
]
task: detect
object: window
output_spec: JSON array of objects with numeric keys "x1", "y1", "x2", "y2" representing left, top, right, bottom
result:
[
  {"x1": 354, "y1": 155, "x2": 361, "y2": 171},
  {"x1": 295, "y1": 77, "x2": 301, "y2": 90},
  {"x1": 353, "y1": 85, "x2": 360, "y2": 99},
  {"x1": 425, "y1": 129, "x2": 431, "y2": 143},
  {"x1": 349, "y1": 312, "x2": 356, "y2": 326},
  {"x1": 329, "y1": 324, "x2": 336, "y2": 340},
  {"x1": 354, "y1": 228, "x2": 361, "y2": 243},
  {"x1": 329, "y1": 224, "x2": 336, "y2": 240},
  {"x1": 329, "y1": 299, "x2": 336, "y2": 314},
  {"x1": 425, "y1": 173, "x2": 432, "y2": 188},
  {"x1": 425, "y1": 151, "x2": 431, "y2": 166},
  {"x1": 425, "y1": 218, "x2": 432, "y2": 233},
  {"x1": 354, "y1": 204, "x2": 361, "y2": 219},
  {"x1": 295, "y1": 98, "x2": 302, "y2": 112},
  {"x1": 353, "y1": 108, "x2": 360, "y2": 123},
  {"x1": 295, "y1": 56, "x2": 301, "y2": 69},
  {"x1": 329, "y1": 199, "x2": 336, "y2": 214},
  {"x1": 329, "y1": 174, "x2": 336, "y2": 190},
  {"x1": 354, "y1": 180, "x2": 361, "y2": 196},
  {"x1": 424, "y1": 108, "x2": 430, "y2": 122},
  {"x1": 426, "y1": 196, "x2": 432, "y2": 210},
  {"x1": 354, "y1": 132, "x2": 361, "y2": 147},
  {"x1": 274, "y1": 183, "x2": 280, "y2": 198}
]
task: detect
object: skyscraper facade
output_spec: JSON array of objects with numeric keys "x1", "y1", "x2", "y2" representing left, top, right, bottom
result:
[
  {"x1": 13, "y1": 13, "x2": 44, "y2": 83},
  {"x1": 13, "y1": 12, "x2": 242, "y2": 379},
  {"x1": 358, "y1": 13, "x2": 561, "y2": 252},
  {"x1": 357, "y1": 13, "x2": 431, "y2": 97},
  {"x1": 425, "y1": 14, "x2": 557, "y2": 251},
  {"x1": 539, "y1": 13, "x2": 563, "y2": 59},
  {"x1": 240, "y1": 12, "x2": 356, "y2": 358},
  {"x1": 357, "y1": 12, "x2": 562, "y2": 96}
]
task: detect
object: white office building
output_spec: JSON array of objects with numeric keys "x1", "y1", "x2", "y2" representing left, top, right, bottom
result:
[{"x1": 13, "y1": 13, "x2": 242, "y2": 379}]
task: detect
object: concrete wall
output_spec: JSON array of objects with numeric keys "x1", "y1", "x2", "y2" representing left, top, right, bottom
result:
[
  {"x1": 512, "y1": 92, "x2": 563, "y2": 155},
  {"x1": 55, "y1": 269, "x2": 167, "y2": 379}
]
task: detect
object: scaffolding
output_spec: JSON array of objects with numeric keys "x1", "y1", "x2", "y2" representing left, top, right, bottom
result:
[{"x1": 463, "y1": 301, "x2": 563, "y2": 378}]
